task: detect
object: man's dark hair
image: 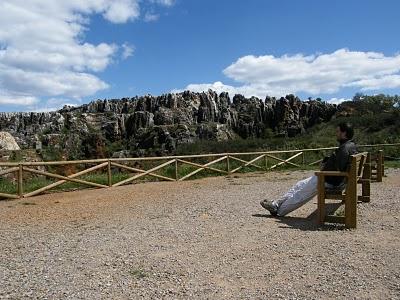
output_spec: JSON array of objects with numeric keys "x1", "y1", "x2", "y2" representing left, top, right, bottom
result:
[{"x1": 337, "y1": 122, "x2": 354, "y2": 139}]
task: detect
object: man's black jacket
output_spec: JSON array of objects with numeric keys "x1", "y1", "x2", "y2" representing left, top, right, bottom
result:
[{"x1": 321, "y1": 139, "x2": 358, "y2": 186}]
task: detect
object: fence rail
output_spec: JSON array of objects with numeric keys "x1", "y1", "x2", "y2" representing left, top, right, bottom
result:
[{"x1": 1, "y1": 143, "x2": 399, "y2": 200}]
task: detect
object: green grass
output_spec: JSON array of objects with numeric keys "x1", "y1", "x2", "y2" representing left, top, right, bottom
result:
[
  {"x1": 129, "y1": 268, "x2": 148, "y2": 279},
  {"x1": 0, "y1": 178, "x2": 17, "y2": 194},
  {"x1": 385, "y1": 160, "x2": 400, "y2": 168}
]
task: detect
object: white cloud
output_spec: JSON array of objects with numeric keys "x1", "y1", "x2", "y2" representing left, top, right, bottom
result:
[
  {"x1": 29, "y1": 97, "x2": 81, "y2": 112},
  {"x1": 1, "y1": 67, "x2": 109, "y2": 98},
  {"x1": 345, "y1": 74, "x2": 400, "y2": 91},
  {"x1": 0, "y1": 93, "x2": 38, "y2": 106},
  {"x1": 102, "y1": 0, "x2": 140, "y2": 23},
  {"x1": 327, "y1": 97, "x2": 351, "y2": 105},
  {"x1": 172, "y1": 81, "x2": 269, "y2": 98},
  {"x1": 122, "y1": 43, "x2": 135, "y2": 59},
  {"x1": 144, "y1": 0, "x2": 173, "y2": 21},
  {"x1": 176, "y1": 49, "x2": 400, "y2": 98},
  {"x1": 144, "y1": 12, "x2": 160, "y2": 22},
  {"x1": 0, "y1": 0, "x2": 174, "y2": 110},
  {"x1": 150, "y1": 0, "x2": 175, "y2": 7}
]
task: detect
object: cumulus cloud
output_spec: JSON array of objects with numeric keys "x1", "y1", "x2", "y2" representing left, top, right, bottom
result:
[
  {"x1": 121, "y1": 43, "x2": 135, "y2": 59},
  {"x1": 144, "y1": 0, "x2": 173, "y2": 21},
  {"x1": 102, "y1": 0, "x2": 140, "y2": 23},
  {"x1": 0, "y1": 0, "x2": 173, "y2": 109},
  {"x1": 176, "y1": 49, "x2": 400, "y2": 99},
  {"x1": 0, "y1": 93, "x2": 38, "y2": 106},
  {"x1": 345, "y1": 74, "x2": 400, "y2": 90},
  {"x1": 172, "y1": 81, "x2": 270, "y2": 99}
]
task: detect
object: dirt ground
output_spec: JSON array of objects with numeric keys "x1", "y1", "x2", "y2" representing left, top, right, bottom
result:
[{"x1": 1, "y1": 169, "x2": 399, "y2": 299}]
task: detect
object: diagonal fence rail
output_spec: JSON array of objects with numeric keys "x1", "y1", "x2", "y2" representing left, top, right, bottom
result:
[{"x1": 0, "y1": 143, "x2": 399, "y2": 200}]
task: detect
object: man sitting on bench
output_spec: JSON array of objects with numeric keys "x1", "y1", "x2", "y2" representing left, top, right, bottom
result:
[{"x1": 260, "y1": 122, "x2": 357, "y2": 217}]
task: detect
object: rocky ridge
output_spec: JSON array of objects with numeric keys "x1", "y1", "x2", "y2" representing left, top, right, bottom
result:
[{"x1": 0, "y1": 90, "x2": 337, "y2": 159}]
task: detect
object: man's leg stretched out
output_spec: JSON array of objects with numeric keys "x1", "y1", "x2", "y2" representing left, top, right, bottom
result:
[{"x1": 260, "y1": 175, "x2": 318, "y2": 217}]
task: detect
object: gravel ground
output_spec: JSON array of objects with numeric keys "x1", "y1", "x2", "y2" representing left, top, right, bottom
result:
[{"x1": 1, "y1": 169, "x2": 400, "y2": 300}]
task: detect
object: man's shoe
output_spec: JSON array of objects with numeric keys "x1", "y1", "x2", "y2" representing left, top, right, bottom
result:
[{"x1": 260, "y1": 199, "x2": 278, "y2": 216}]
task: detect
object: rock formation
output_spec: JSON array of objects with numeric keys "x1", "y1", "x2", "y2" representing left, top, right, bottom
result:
[
  {"x1": 0, "y1": 132, "x2": 20, "y2": 150},
  {"x1": 0, "y1": 90, "x2": 338, "y2": 159}
]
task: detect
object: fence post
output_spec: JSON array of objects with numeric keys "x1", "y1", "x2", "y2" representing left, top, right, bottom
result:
[
  {"x1": 175, "y1": 159, "x2": 178, "y2": 181},
  {"x1": 18, "y1": 164, "x2": 23, "y2": 198},
  {"x1": 377, "y1": 150, "x2": 384, "y2": 181},
  {"x1": 302, "y1": 152, "x2": 305, "y2": 166},
  {"x1": 107, "y1": 160, "x2": 112, "y2": 187},
  {"x1": 265, "y1": 154, "x2": 268, "y2": 170},
  {"x1": 226, "y1": 155, "x2": 230, "y2": 174}
]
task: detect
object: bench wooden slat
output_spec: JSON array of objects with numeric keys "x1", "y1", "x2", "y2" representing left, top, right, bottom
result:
[
  {"x1": 325, "y1": 193, "x2": 345, "y2": 200},
  {"x1": 325, "y1": 215, "x2": 346, "y2": 224},
  {"x1": 315, "y1": 171, "x2": 348, "y2": 177},
  {"x1": 370, "y1": 150, "x2": 384, "y2": 182}
]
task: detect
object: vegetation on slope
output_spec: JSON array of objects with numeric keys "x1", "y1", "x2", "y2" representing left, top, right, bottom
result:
[{"x1": 176, "y1": 93, "x2": 400, "y2": 158}]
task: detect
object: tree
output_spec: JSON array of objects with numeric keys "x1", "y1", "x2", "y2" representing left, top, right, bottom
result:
[{"x1": 352, "y1": 92, "x2": 364, "y2": 102}]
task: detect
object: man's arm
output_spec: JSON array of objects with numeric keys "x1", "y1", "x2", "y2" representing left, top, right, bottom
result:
[
  {"x1": 320, "y1": 153, "x2": 336, "y2": 171},
  {"x1": 336, "y1": 143, "x2": 357, "y2": 172},
  {"x1": 336, "y1": 147, "x2": 350, "y2": 172}
]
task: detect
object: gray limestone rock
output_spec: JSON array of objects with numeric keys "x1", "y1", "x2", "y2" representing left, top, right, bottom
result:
[
  {"x1": 0, "y1": 90, "x2": 338, "y2": 159},
  {"x1": 0, "y1": 132, "x2": 20, "y2": 150}
]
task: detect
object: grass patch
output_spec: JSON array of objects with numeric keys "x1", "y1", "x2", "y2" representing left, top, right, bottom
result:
[
  {"x1": 334, "y1": 206, "x2": 345, "y2": 217},
  {"x1": 385, "y1": 160, "x2": 400, "y2": 168},
  {"x1": 129, "y1": 268, "x2": 148, "y2": 279},
  {"x1": 0, "y1": 178, "x2": 17, "y2": 194}
]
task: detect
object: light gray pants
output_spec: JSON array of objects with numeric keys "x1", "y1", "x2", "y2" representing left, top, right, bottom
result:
[{"x1": 274, "y1": 175, "x2": 343, "y2": 217}]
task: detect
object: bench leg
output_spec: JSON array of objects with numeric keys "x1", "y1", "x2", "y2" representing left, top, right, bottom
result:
[
  {"x1": 317, "y1": 177, "x2": 325, "y2": 226},
  {"x1": 378, "y1": 151, "x2": 384, "y2": 182},
  {"x1": 359, "y1": 180, "x2": 370, "y2": 203},
  {"x1": 345, "y1": 194, "x2": 357, "y2": 229},
  {"x1": 360, "y1": 154, "x2": 371, "y2": 203}
]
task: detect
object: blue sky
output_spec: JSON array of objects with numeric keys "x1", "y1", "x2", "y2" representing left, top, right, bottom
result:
[{"x1": 1, "y1": 0, "x2": 400, "y2": 112}]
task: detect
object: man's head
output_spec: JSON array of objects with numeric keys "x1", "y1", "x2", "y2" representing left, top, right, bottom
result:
[{"x1": 336, "y1": 122, "x2": 354, "y2": 141}]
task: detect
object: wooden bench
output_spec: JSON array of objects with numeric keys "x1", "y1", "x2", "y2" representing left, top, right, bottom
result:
[
  {"x1": 371, "y1": 150, "x2": 384, "y2": 182},
  {"x1": 315, "y1": 152, "x2": 371, "y2": 229}
]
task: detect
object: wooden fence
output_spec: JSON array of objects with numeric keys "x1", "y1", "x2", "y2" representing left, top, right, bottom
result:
[{"x1": 0, "y1": 143, "x2": 399, "y2": 200}]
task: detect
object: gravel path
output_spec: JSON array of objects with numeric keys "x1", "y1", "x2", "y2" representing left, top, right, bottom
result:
[{"x1": 1, "y1": 169, "x2": 400, "y2": 299}]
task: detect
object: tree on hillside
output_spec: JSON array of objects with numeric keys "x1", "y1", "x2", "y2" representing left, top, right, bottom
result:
[
  {"x1": 352, "y1": 92, "x2": 364, "y2": 102},
  {"x1": 351, "y1": 93, "x2": 399, "y2": 112}
]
